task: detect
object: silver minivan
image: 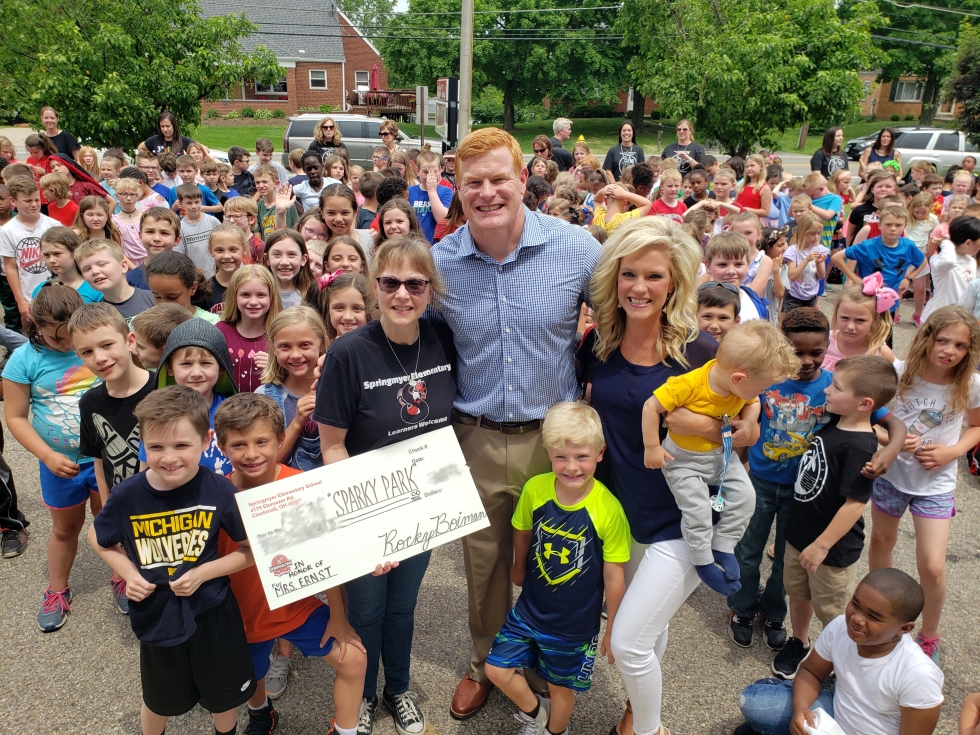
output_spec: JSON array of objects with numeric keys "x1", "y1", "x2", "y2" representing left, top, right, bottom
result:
[
  {"x1": 893, "y1": 128, "x2": 980, "y2": 177},
  {"x1": 282, "y1": 113, "x2": 444, "y2": 170}
]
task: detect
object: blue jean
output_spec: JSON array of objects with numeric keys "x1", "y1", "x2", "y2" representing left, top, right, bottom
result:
[
  {"x1": 739, "y1": 678, "x2": 835, "y2": 735},
  {"x1": 727, "y1": 474, "x2": 794, "y2": 622},
  {"x1": 345, "y1": 550, "x2": 431, "y2": 698}
]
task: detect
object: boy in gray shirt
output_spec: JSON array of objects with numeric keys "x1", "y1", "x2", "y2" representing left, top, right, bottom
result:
[{"x1": 175, "y1": 184, "x2": 219, "y2": 278}]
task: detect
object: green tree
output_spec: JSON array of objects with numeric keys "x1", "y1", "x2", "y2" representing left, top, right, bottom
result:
[
  {"x1": 947, "y1": 20, "x2": 980, "y2": 147},
  {"x1": 0, "y1": 0, "x2": 281, "y2": 149},
  {"x1": 843, "y1": 0, "x2": 976, "y2": 126},
  {"x1": 377, "y1": 0, "x2": 628, "y2": 130},
  {"x1": 336, "y1": 0, "x2": 396, "y2": 40},
  {"x1": 618, "y1": 0, "x2": 882, "y2": 157}
]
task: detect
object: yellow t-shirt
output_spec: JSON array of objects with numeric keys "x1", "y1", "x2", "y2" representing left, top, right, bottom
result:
[
  {"x1": 594, "y1": 204, "x2": 643, "y2": 234},
  {"x1": 653, "y1": 359, "x2": 757, "y2": 452}
]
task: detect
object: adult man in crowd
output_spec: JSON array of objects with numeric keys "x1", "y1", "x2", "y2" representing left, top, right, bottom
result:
[
  {"x1": 550, "y1": 117, "x2": 575, "y2": 172},
  {"x1": 662, "y1": 118, "x2": 706, "y2": 176},
  {"x1": 430, "y1": 127, "x2": 600, "y2": 720}
]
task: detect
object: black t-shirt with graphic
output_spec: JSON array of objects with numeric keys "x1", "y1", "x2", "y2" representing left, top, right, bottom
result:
[
  {"x1": 847, "y1": 201, "x2": 879, "y2": 237},
  {"x1": 92, "y1": 467, "x2": 247, "y2": 645},
  {"x1": 661, "y1": 141, "x2": 706, "y2": 176},
  {"x1": 603, "y1": 144, "x2": 646, "y2": 181},
  {"x1": 314, "y1": 319, "x2": 457, "y2": 456},
  {"x1": 79, "y1": 372, "x2": 156, "y2": 490},
  {"x1": 786, "y1": 415, "x2": 877, "y2": 568}
]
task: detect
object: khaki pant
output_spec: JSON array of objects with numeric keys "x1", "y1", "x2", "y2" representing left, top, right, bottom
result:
[
  {"x1": 783, "y1": 543, "x2": 858, "y2": 627},
  {"x1": 453, "y1": 419, "x2": 551, "y2": 683}
]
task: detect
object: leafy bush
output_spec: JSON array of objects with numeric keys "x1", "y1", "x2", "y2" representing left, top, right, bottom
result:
[
  {"x1": 866, "y1": 113, "x2": 877, "y2": 122},
  {"x1": 566, "y1": 103, "x2": 621, "y2": 119},
  {"x1": 472, "y1": 87, "x2": 504, "y2": 125},
  {"x1": 206, "y1": 108, "x2": 222, "y2": 119},
  {"x1": 890, "y1": 114, "x2": 901, "y2": 121},
  {"x1": 318, "y1": 104, "x2": 338, "y2": 113},
  {"x1": 515, "y1": 105, "x2": 548, "y2": 123},
  {"x1": 255, "y1": 108, "x2": 273, "y2": 119},
  {"x1": 241, "y1": 106, "x2": 256, "y2": 118},
  {"x1": 272, "y1": 109, "x2": 286, "y2": 119},
  {"x1": 224, "y1": 109, "x2": 240, "y2": 119},
  {"x1": 905, "y1": 114, "x2": 915, "y2": 121}
]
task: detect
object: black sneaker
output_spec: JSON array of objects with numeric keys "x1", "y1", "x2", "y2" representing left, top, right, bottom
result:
[
  {"x1": 771, "y1": 637, "x2": 809, "y2": 680},
  {"x1": 1, "y1": 528, "x2": 27, "y2": 558},
  {"x1": 733, "y1": 724, "x2": 763, "y2": 735},
  {"x1": 383, "y1": 689, "x2": 425, "y2": 735},
  {"x1": 762, "y1": 619, "x2": 787, "y2": 651},
  {"x1": 245, "y1": 703, "x2": 278, "y2": 734},
  {"x1": 728, "y1": 612, "x2": 754, "y2": 648}
]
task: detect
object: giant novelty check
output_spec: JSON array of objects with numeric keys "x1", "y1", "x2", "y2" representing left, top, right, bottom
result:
[{"x1": 236, "y1": 426, "x2": 489, "y2": 609}]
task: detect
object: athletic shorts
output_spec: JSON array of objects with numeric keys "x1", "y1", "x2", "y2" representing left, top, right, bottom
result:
[
  {"x1": 781, "y1": 294, "x2": 818, "y2": 313},
  {"x1": 38, "y1": 461, "x2": 97, "y2": 510},
  {"x1": 486, "y1": 609, "x2": 598, "y2": 692},
  {"x1": 249, "y1": 605, "x2": 334, "y2": 680},
  {"x1": 872, "y1": 477, "x2": 955, "y2": 520},
  {"x1": 140, "y1": 592, "x2": 256, "y2": 717}
]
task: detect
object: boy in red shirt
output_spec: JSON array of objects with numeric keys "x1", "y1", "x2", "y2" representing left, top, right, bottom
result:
[
  {"x1": 39, "y1": 172, "x2": 78, "y2": 226},
  {"x1": 214, "y1": 393, "x2": 366, "y2": 735},
  {"x1": 650, "y1": 169, "x2": 688, "y2": 223}
]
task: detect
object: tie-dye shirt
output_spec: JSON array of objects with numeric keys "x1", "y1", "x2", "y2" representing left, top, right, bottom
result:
[{"x1": 2, "y1": 343, "x2": 100, "y2": 459}]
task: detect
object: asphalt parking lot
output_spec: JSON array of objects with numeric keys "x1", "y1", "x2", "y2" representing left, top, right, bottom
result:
[{"x1": 0, "y1": 295, "x2": 977, "y2": 734}]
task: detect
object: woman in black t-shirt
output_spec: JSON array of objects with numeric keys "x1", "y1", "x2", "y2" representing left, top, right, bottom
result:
[
  {"x1": 138, "y1": 110, "x2": 192, "y2": 156},
  {"x1": 810, "y1": 127, "x2": 849, "y2": 179},
  {"x1": 308, "y1": 116, "x2": 349, "y2": 161},
  {"x1": 39, "y1": 106, "x2": 80, "y2": 162},
  {"x1": 314, "y1": 237, "x2": 455, "y2": 734}
]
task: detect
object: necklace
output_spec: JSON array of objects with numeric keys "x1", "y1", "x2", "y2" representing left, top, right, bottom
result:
[
  {"x1": 621, "y1": 336, "x2": 659, "y2": 366},
  {"x1": 383, "y1": 323, "x2": 422, "y2": 379}
]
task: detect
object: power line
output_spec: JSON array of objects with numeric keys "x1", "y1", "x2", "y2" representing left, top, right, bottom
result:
[
  {"x1": 257, "y1": 22, "x2": 611, "y2": 31},
  {"x1": 879, "y1": 0, "x2": 980, "y2": 18},
  {"x1": 206, "y1": 3, "x2": 621, "y2": 16},
  {"x1": 871, "y1": 34, "x2": 956, "y2": 48},
  {"x1": 256, "y1": 30, "x2": 624, "y2": 40}
]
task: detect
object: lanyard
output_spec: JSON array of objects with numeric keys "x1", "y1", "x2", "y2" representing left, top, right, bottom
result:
[{"x1": 710, "y1": 414, "x2": 732, "y2": 513}]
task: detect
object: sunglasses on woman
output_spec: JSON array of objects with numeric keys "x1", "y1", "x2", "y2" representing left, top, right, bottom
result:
[{"x1": 377, "y1": 277, "x2": 430, "y2": 296}]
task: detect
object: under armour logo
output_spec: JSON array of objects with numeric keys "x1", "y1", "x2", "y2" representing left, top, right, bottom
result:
[{"x1": 543, "y1": 543, "x2": 570, "y2": 564}]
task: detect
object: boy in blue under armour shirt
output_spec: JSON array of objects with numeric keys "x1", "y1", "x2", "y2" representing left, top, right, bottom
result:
[{"x1": 486, "y1": 402, "x2": 630, "y2": 735}]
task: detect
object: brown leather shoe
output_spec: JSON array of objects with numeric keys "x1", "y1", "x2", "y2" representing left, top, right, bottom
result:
[{"x1": 450, "y1": 674, "x2": 493, "y2": 720}]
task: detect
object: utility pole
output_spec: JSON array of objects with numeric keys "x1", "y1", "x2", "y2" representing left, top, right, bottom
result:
[{"x1": 458, "y1": 0, "x2": 474, "y2": 143}]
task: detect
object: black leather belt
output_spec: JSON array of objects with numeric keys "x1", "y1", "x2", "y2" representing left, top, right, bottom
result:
[{"x1": 452, "y1": 408, "x2": 541, "y2": 435}]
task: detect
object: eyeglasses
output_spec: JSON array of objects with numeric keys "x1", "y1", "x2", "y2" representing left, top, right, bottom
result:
[
  {"x1": 372, "y1": 155, "x2": 388, "y2": 162},
  {"x1": 380, "y1": 132, "x2": 393, "y2": 138},
  {"x1": 698, "y1": 281, "x2": 739, "y2": 294},
  {"x1": 322, "y1": 125, "x2": 335, "y2": 130},
  {"x1": 376, "y1": 277, "x2": 430, "y2": 295},
  {"x1": 533, "y1": 148, "x2": 547, "y2": 154},
  {"x1": 225, "y1": 213, "x2": 249, "y2": 222}
]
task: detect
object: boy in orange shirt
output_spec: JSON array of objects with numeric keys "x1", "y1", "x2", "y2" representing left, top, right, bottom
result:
[{"x1": 214, "y1": 393, "x2": 366, "y2": 735}]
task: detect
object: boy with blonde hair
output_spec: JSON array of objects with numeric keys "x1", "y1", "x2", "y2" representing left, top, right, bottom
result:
[
  {"x1": 223, "y1": 196, "x2": 263, "y2": 263},
  {"x1": 650, "y1": 169, "x2": 687, "y2": 222},
  {"x1": 39, "y1": 172, "x2": 77, "y2": 226},
  {"x1": 592, "y1": 183, "x2": 654, "y2": 234},
  {"x1": 130, "y1": 304, "x2": 192, "y2": 370},
  {"x1": 253, "y1": 164, "x2": 298, "y2": 239},
  {"x1": 248, "y1": 137, "x2": 290, "y2": 186},
  {"x1": 642, "y1": 320, "x2": 800, "y2": 594},
  {"x1": 486, "y1": 401, "x2": 630, "y2": 735},
  {"x1": 172, "y1": 155, "x2": 222, "y2": 214},
  {"x1": 802, "y1": 173, "x2": 843, "y2": 249},
  {"x1": 77, "y1": 238, "x2": 155, "y2": 320},
  {"x1": 703, "y1": 231, "x2": 766, "y2": 321},
  {"x1": 0, "y1": 176, "x2": 59, "y2": 326}
]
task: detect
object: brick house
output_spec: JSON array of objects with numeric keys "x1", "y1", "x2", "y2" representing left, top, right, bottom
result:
[
  {"x1": 857, "y1": 70, "x2": 959, "y2": 122},
  {"x1": 200, "y1": 0, "x2": 388, "y2": 116}
]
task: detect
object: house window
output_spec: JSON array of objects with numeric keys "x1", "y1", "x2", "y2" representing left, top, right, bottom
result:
[
  {"x1": 310, "y1": 70, "x2": 327, "y2": 89},
  {"x1": 893, "y1": 81, "x2": 924, "y2": 103},
  {"x1": 862, "y1": 81, "x2": 871, "y2": 99},
  {"x1": 356, "y1": 71, "x2": 370, "y2": 91},
  {"x1": 255, "y1": 77, "x2": 287, "y2": 95}
]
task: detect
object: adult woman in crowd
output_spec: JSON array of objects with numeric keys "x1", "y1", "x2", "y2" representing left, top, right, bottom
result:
[
  {"x1": 845, "y1": 169, "x2": 899, "y2": 247},
  {"x1": 810, "y1": 126, "x2": 849, "y2": 178},
  {"x1": 138, "y1": 111, "x2": 192, "y2": 156},
  {"x1": 858, "y1": 127, "x2": 902, "y2": 181},
  {"x1": 579, "y1": 217, "x2": 756, "y2": 735},
  {"x1": 660, "y1": 119, "x2": 704, "y2": 176},
  {"x1": 604, "y1": 121, "x2": 646, "y2": 182},
  {"x1": 315, "y1": 237, "x2": 456, "y2": 735},
  {"x1": 308, "y1": 116, "x2": 349, "y2": 160},
  {"x1": 39, "y1": 107, "x2": 80, "y2": 162},
  {"x1": 525, "y1": 135, "x2": 554, "y2": 175},
  {"x1": 379, "y1": 119, "x2": 401, "y2": 155}
]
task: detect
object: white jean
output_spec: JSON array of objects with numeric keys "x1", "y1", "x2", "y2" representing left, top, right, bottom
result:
[{"x1": 611, "y1": 538, "x2": 701, "y2": 735}]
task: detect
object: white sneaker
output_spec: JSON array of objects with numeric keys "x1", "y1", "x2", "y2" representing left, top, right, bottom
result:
[
  {"x1": 265, "y1": 653, "x2": 291, "y2": 700},
  {"x1": 513, "y1": 694, "x2": 550, "y2": 735}
]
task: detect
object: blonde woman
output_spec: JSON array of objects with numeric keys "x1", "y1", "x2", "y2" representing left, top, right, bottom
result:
[
  {"x1": 579, "y1": 217, "x2": 756, "y2": 735},
  {"x1": 309, "y1": 116, "x2": 349, "y2": 160}
]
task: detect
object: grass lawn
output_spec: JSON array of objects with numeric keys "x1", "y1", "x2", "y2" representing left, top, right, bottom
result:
[{"x1": 189, "y1": 117, "x2": 958, "y2": 159}]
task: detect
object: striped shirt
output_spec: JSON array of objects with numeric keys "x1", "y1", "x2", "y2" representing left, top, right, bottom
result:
[{"x1": 431, "y1": 209, "x2": 600, "y2": 422}]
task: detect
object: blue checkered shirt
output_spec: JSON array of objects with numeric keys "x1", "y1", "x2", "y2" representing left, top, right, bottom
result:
[{"x1": 430, "y1": 209, "x2": 600, "y2": 422}]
